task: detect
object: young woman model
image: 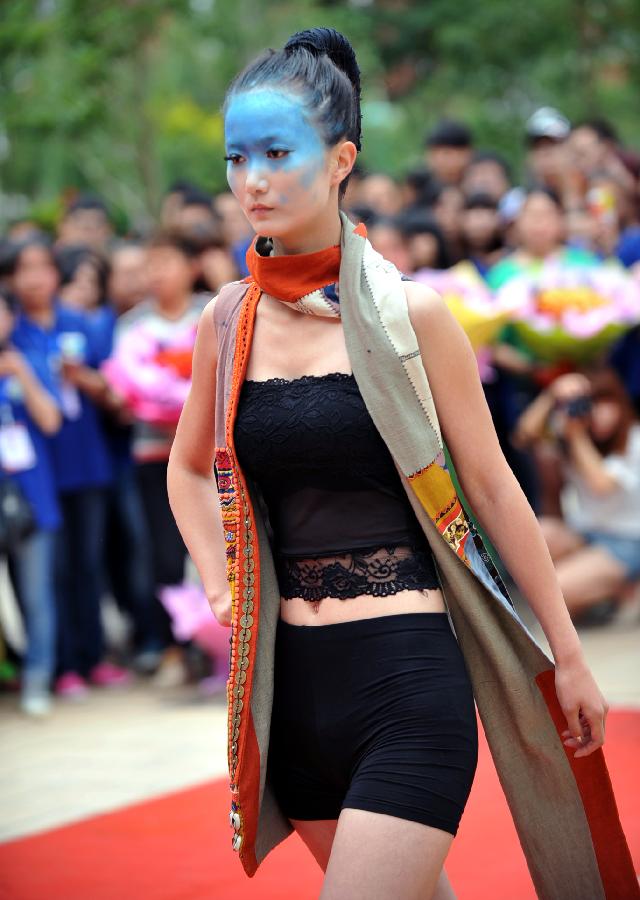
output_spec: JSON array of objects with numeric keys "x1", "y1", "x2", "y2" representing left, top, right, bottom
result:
[{"x1": 168, "y1": 29, "x2": 609, "y2": 900}]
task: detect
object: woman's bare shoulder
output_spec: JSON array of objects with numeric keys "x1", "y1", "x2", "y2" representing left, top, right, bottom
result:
[{"x1": 402, "y1": 280, "x2": 448, "y2": 325}]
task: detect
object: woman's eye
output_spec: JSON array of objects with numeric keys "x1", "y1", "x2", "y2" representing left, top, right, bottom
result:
[
  {"x1": 224, "y1": 154, "x2": 244, "y2": 166},
  {"x1": 266, "y1": 149, "x2": 290, "y2": 160}
]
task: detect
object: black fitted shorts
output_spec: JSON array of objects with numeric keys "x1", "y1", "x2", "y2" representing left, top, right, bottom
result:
[{"x1": 266, "y1": 611, "x2": 478, "y2": 837}]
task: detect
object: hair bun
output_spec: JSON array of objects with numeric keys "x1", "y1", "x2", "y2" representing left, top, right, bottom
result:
[{"x1": 284, "y1": 28, "x2": 361, "y2": 101}]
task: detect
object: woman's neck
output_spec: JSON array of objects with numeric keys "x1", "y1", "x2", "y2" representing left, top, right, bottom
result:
[{"x1": 271, "y1": 208, "x2": 343, "y2": 257}]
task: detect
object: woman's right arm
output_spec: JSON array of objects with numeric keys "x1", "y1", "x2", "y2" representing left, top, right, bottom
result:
[{"x1": 167, "y1": 296, "x2": 231, "y2": 626}]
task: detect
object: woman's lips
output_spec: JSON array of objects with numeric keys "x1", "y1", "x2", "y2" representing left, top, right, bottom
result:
[{"x1": 250, "y1": 204, "x2": 273, "y2": 213}]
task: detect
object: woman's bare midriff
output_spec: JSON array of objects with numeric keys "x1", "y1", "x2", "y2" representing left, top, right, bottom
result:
[{"x1": 279, "y1": 587, "x2": 447, "y2": 625}]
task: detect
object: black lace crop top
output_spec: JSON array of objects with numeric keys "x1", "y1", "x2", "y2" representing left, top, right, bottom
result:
[{"x1": 233, "y1": 372, "x2": 440, "y2": 605}]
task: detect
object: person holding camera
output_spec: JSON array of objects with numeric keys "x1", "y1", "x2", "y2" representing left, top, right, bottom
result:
[
  {"x1": 0, "y1": 290, "x2": 62, "y2": 716},
  {"x1": 513, "y1": 365, "x2": 640, "y2": 618}
]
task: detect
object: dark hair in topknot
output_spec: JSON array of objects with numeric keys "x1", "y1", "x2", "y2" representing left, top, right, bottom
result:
[{"x1": 224, "y1": 27, "x2": 362, "y2": 198}]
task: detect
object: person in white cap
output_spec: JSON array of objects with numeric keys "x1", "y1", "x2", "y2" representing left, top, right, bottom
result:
[{"x1": 524, "y1": 106, "x2": 571, "y2": 196}]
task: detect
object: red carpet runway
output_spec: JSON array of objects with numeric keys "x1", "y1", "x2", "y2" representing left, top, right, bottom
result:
[{"x1": 1, "y1": 710, "x2": 638, "y2": 899}]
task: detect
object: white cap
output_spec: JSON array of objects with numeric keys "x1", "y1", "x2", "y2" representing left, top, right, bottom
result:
[{"x1": 525, "y1": 107, "x2": 571, "y2": 141}]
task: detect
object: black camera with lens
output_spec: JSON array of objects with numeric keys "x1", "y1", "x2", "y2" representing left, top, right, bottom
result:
[{"x1": 563, "y1": 395, "x2": 593, "y2": 419}]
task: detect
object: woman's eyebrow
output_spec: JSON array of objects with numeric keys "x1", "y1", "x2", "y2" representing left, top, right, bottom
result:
[{"x1": 227, "y1": 133, "x2": 291, "y2": 149}]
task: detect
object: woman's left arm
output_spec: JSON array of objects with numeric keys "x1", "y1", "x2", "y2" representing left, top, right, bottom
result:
[{"x1": 405, "y1": 282, "x2": 609, "y2": 757}]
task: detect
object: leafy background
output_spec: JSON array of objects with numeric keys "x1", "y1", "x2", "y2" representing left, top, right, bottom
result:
[{"x1": 1, "y1": 0, "x2": 638, "y2": 230}]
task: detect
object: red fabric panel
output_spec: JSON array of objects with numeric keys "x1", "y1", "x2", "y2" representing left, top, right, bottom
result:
[
  {"x1": 535, "y1": 668, "x2": 640, "y2": 899},
  {"x1": 238, "y1": 712, "x2": 261, "y2": 877}
]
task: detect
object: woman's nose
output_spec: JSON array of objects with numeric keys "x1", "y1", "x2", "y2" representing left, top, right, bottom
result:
[{"x1": 245, "y1": 163, "x2": 269, "y2": 193}]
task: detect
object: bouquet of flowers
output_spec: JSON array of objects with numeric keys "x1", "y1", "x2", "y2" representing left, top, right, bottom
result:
[
  {"x1": 495, "y1": 260, "x2": 640, "y2": 363},
  {"x1": 102, "y1": 321, "x2": 197, "y2": 425},
  {"x1": 413, "y1": 262, "x2": 517, "y2": 350}
]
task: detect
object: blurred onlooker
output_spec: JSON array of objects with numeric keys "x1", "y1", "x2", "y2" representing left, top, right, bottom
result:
[
  {"x1": 213, "y1": 191, "x2": 254, "y2": 277},
  {"x1": 569, "y1": 120, "x2": 636, "y2": 196},
  {"x1": 159, "y1": 180, "x2": 197, "y2": 230},
  {"x1": 401, "y1": 166, "x2": 440, "y2": 210},
  {"x1": 397, "y1": 208, "x2": 450, "y2": 271},
  {"x1": 108, "y1": 241, "x2": 150, "y2": 316},
  {"x1": 513, "y1": 367, "x2": 640, "y2": 619},
  {"x1": 342, "y1": 162, "x2": 367, "y2": 209},
  {"x1": 174, "y1": 203, "x2": 238, "y2": 296},
  {"x1": 6, "y1": 221, "x2": 44, "y2": 243},
  {"x1": 460, "y1": 192, "x2": 506, "y2": 277},
  {"x1": 172, "y1": 186, "x2": 217, "y2": 237},
  {"x1": 7, "y1": 236, "x2": 127, "y2": 698},
  {"x1": 56, "y1": 244, "x2": 110, "y2": 312},
  {"x1": 424, "y1": 119, "x2": 474, "y2": 187},
  {"x1": 367, "y1": 216, "x2": 412, "y2": 274},
  {"x1": 70, "y1": 241, "x2": 160, "y2": 676},
  {"x1": 106, "y1": 231, "x2": 206, "y2": 687},
  {"x1": 487, "y1": 186, "x2": 597, "y2": 290},
  {"x1": 160, "y1": 184, "x2": 239, "y2": 296},
  {"x1": 0, "y1": 290, "x2": 62, "y2": 716},
  {"x1": 524, "y1": 107, "x2": 571, "y2": 196},
  {"x1": 57, "y1": 195, "x2": 114, "y2": 254},
  {"x1": 462, "y1": 151, "x2": 511, "y2": 202},
  {"x1": 484, "y1": 187, "x2": 594, "y2": 512},
  {"x1": 357, "y1": 173, "x2": 404, "y2": 217},
  {"x1": 430, "y1": 183, "x2": 465, "y2": 263},
  {"x1": 213, "y1": 191, "x2": 253, "y2": 245}
]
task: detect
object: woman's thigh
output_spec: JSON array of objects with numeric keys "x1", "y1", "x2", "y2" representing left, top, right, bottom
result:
[
  {"x1": 321, "y1": 808, "x2": 454, "y2": 900},
  {"x1": 292, "y1": 816, "x2": 457, "y2": 900}
]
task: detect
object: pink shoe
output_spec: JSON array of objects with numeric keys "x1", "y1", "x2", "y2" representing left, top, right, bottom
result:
[
  {"x1": 89, "y1": 662, "x2": 132, "y2": 688},
  {"x1": 55, "y1": 672, "x2": 89, "y2": 700}
]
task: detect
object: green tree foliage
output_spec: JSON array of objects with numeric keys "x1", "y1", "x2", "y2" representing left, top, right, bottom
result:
[{"x1": 0, "y1": 0, "x2": 638, "y2": 229}]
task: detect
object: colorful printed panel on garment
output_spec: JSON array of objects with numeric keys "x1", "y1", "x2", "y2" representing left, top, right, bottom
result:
[
  {"x1": 214, "y1": 448, "x2": 238, "y2": 603},
  {"x1": 408, "y1": 451, "x2": 471, "y2": 562}
]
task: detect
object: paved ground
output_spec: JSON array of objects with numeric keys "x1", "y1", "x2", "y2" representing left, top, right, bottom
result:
[{"x1": 1, "y1": 598, "x2": 639, "y2": 844}]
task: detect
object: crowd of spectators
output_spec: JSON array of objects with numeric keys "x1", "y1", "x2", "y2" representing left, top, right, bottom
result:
[{"x1": 1, "y1": 106, "x2": 639, "y2": 718}]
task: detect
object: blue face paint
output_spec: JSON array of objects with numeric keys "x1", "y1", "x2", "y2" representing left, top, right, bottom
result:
[{"x1": 224, "y1": 90, "x2": 326, "y2": 201}]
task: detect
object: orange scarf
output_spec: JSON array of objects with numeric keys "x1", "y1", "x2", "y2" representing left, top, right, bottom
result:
[{"x1": 244, "y1": 222, "x2": 367, "y2": 315}]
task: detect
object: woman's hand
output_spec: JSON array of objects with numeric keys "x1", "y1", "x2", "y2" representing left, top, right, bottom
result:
[
  {"x1": 555, "y1": 655, "x2": 609, "y2": 758},
  {"x1": 207, "y1": 588, "x2": 232, "y2": 628}
]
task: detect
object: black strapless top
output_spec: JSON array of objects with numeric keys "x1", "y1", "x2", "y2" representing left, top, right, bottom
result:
[{"x1": 233, "y1": 372, "x2": 440, "y2": 602}]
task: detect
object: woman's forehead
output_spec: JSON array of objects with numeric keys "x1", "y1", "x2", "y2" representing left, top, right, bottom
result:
[{"x1": 224, "y1": 89, "x2": 320, "y2": 146}]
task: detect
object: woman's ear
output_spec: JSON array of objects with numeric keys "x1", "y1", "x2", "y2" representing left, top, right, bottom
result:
[{"x1": 330, "y1": 140, "x2": 357, "y2": 190}]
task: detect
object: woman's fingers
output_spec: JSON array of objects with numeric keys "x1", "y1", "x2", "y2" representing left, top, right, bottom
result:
[
  {"x1": 564, "y1": 706, "x2": 584, "y2": 743},
  {"x1": 561, "y1": 708, "x2": 605, "y2": 757},
  {"x1": 574, "y1": 708, "x2": 605, "y2": 757}
]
